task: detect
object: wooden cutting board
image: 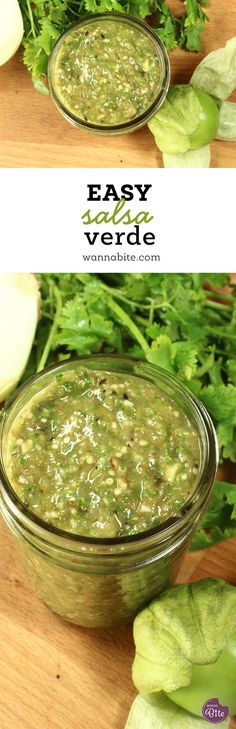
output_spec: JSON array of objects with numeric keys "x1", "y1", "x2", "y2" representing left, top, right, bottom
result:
[
  {"x1": 0, "y1": 0, "x2": 236, "y2": 168},
  {"x1": 0, "y1": 515, "x2": 236, "y2": 729}
]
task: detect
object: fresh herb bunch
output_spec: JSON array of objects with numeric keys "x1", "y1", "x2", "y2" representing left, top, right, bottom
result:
[
  {"x1": 22, "y1": 272, "x2": 236, "y2": 550},
  {"x1": 18, "y1": 0, "x2": 208, "y2": 92}
]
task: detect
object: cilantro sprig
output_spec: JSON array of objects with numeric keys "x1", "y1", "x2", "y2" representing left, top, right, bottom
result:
[
  {"x1": 21, "y1": 273, "x2": 236, "y2": 550},
  {"x1": 18, "y1": 0, "x2": 208, "y2": 91}
]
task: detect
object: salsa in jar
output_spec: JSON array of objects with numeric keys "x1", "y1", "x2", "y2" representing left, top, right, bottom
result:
[
  {"x1": 0, "y1": 358, "x2": 217, "y2": 627},
  {"x1": 48, "y1": 14, "x2": 170, "y2": 133},
  {"x1": 7, "y1": 366, "x2": 200, "y2": 538}
]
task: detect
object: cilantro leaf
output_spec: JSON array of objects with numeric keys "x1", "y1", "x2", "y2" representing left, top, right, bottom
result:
[
  {"x1": 56, "y1": 296, "x2": 116, "y2": 354},
  {"x1": 148, "y1": 335, "x2": 175, "y2": 371},
  {"x1": 200, "y1": 383, "x2": 236, "y2": 421},
  {"x1": 18, "y1": 273, "x2": 236, "y2": 552},
  {"x1": 227, "y1": 358, "x2": 236, "y2": 385},
  {"x1": 191, "y1": 481, "x2": 236, "y2": 550},
  {"x1": 155, "y1": 3, "x2": 179, "y2": 51},
  {"x1": 18, "y1": 0, "x2": 208, "y2": 89},
  {"x1": 180, "y1": 0, "x2": 209, "y2": 52}
]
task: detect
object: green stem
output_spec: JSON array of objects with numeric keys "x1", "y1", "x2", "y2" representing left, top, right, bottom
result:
[
  {"x1": 208, "y1": 327, "x2": 236, "y2": 341},
  {"x1": 100, "y1": 283, "x2": 137, "y2": 309},
  {"x1": 26, "y1": 0, "x2": 36, "y2": 38},
  {"x1": 66, "y1": 1, "x2": 87, "y2": 16},
  {"x1": 107, "y1": 298, "x2": 150, "y2": 357},
  {"x1": 135, "y1": 314, "x2": 150, "y2": 326},
  {"x1": 205, "y1": 291, "x2": 234, "y2": 303},
  {"x1": 75, "y1": 273, "x2": 91, "y2": 285},
  {"x1": 197, "y1": 352, "x2": 215, "y2": 378},
  {"x1": 149, "y1": 299, "x2": 155, "y2": 325},
  {"x1": 76, "y1": 274, "x2": 172, "y2": 314},
  {"x1": 205, "y1": 300, "x2": 232, "y2": 315},
  {"x1": 37, "y1": 286, "x2": 62, "y2": 372},
  {"x1": 127, "y1": 2, "x2": 139, "y2": 16},
  {"x1": 101, "y1": 283, "x2": 173, "y2": 314},
  {"x1": 76, "y1": 275, "x2": 139, "y2": 310},
  {"x1": 203, "y1": 346, "x2": 230, "y2": 357}
]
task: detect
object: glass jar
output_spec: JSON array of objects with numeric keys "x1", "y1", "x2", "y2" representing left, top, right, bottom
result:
[
  {"x1": 48, "y1": 13, "x2": 170, "y2": 136},
  {"x1": 0, "y1": 356, "x2": 218, "y2": 628}
]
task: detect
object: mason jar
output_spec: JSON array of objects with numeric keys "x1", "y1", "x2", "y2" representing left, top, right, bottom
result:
[
  {"x1": 48, "y1": 13, "x2": 170, "y2": 135},
  {"x1": 0, "y1": 356, "x2": 218, "y2": 628}
]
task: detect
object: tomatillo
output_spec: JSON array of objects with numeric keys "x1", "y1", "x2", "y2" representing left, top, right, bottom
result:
[
  {"x1": 132, "y1": 578, "x2": 236, "y2": 724},
  {"x1": 167, "y1": 632, "x2": 236, "y2": 718},
  {"x1": 189, "y1": 87, "x2": 219, "y2": 150},
  {"x1": 148, "y1": 84, "x2": 220, "y2": 154}
]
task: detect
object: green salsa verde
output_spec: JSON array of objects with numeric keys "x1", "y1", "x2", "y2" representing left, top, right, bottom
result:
[
  {"x1": 53, "y1": 19, "x2": 162, "y2": 126},
  {"x1": 7, "y1": 368, "x2": 200, "y2": 538}
]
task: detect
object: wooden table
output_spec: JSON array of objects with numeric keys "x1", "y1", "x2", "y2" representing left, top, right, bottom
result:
[
  {"x1": 0, "y1": 0, "x2": 236, "y2": 168},
  {"x1": 0, "y1": 514, "x2": 236, "y2": 729}
]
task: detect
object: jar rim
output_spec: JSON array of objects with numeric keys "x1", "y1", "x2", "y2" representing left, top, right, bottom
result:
[
  {"x1": 0, "y1": 355, "x2": 218, "y2": 553},
  {"x1": 47, "y1": 12, "x2": 170, "y2": 134}
]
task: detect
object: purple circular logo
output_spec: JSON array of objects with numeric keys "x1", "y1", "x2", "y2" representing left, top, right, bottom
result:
[{"x1": 202, "y1": 698, "x2": 229, "y2": 723}]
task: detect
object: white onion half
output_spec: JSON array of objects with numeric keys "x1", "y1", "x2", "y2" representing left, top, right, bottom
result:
[
  {"x1": 0, "y1": 273, "x2": 40, "y2": 400},
  {"x1": 0, "y1": 0, "x2": 24, "y2": 66}
]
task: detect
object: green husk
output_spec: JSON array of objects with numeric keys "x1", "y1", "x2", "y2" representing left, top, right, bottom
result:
[
  {"x1": 132, "y1": 579, "x2": 236, "y2": 694},
  {"x1": 148, "y1": 85, "x2": 202, "y2": 154},
  {"x1": 216, "y1": 102, "x2": 236, "y2": 140},
  {"x1": 191, "y1": 37, "x2": 236, "y2": 100},
  {"x1": 124, "y1": 693, "x2": 225, "y2": 729},
  {"x1": 163, "y1": 145, "x2": 210, "y2": 167}
]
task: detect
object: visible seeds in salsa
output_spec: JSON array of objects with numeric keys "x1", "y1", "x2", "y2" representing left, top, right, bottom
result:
[
  {"x1": 7, "y1": 368, "x2": 200, "y2": 538},
  {"x1": 53, "y1": 20, "x2": 162, "y2": 126}
]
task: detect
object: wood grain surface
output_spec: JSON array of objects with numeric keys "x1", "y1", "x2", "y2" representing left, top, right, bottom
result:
[
  {"x1": 0, "y1": 0, "x2": 236, "y2": 168},
  {"x1": 0, "y1": 515, "x2": 236, "y2": 729}
]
